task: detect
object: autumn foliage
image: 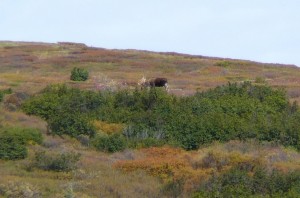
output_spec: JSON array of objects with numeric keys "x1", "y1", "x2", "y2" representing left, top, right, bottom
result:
[{"x1": 114, "y1": 142, "x2": 300, "y2": 196}]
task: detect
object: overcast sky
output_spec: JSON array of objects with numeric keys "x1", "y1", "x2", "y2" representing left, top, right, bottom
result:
[{"x1": 1, "y1": 0, "x2": 300, "y2": 66}]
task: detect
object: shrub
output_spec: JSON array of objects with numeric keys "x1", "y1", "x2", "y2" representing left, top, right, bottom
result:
[
  {"x1": 193, "y1": 166, "x2": 300, "y2": 197},
  {"x1": 47, "y1": 113, "x2": 95, "y2": 137},
  {"x1": 70, "y1": 67, "x2": 89, "y2": 81},
  {"x1": 0, "y1": 127, "x2": 43, "y2": 145},
  {"x1": 91, "y1": 133, "x2": 127, "y2": 153},
  {"x1": 4, "y1": 92, "x2": 29, "y2": 111},
  {"x1": 0, "y1": 88, "x2": 12, "y2": 102},
  {"x1": 114, "y1": 147, "x2": 187, "y2": 180},
  {"x1": 22, "y1": 84, "x2": 99, "y2": 137},
  {"x1": 0, "y1": 127, "x2": 43, "y2": 160},
  {"x1": 0, "y1": 133, "x2": 27, "y2": 160},
  {"x1": 34, "y1": 150, "x2": 81, "y2": 172},
  {"x1": 77, "y1": 134, "x2": 90, "y2": 146}
]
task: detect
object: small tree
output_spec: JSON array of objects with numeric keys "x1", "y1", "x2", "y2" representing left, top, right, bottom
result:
[{"x1": 70, "y1": 67, "x2": 89, "y2": 81}]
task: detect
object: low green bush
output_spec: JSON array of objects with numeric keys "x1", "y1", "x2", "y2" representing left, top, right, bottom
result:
[
  {"x1": 91, "y1": 133, "x2": 127, "y2": 153},
  {"x1": 70, "y1": 67, "x2": 89, "y2": 81},
  {"x1": 34, "y1": 151, "x2": 81, "y2": 172},
  {"x1": 0, "y1": 127, "x2": 43, "y2": 160},
  {"x1": 0, "y1": 133, "x2": 27, "y2": 160},
  {"x1": 0, "y1": 127, "x2": 43, "y2": 145}
]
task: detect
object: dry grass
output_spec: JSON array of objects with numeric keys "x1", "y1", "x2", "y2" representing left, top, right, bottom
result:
[{"x1": 0, "y1": 135, "x2": 164, "y2": 197}]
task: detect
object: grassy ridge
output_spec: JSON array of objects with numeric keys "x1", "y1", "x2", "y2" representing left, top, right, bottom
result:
[{"x1": 1, "y1": 41, "x2": 300, "y2": 100}]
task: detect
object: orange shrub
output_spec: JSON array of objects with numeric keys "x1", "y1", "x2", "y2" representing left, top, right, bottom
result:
[
  {"x1": 113, "y1": 147, "x2": 217, "y2": 195},
  {"x1": 114, "y1": 147, "x2": 188, "y2": 180}
]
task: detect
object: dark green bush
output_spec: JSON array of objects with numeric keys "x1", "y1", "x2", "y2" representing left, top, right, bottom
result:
[
  {"x1": 47, "y1": 113, "x2": 95, "y2": 137},
  {"x1": 34, "y1": 151, "x2": 81, "y2": 172},
  {"x1": 22, "y1": 84, "x2": 99, "y2": 137},
  {"x1": 0, "y1": 133, "x2": 27, "y2": 160},
  {"x1": 91, "y1": 133, "x2": 127, "y2": 153},
  {"x1": 70, "y1": 67, "x2": 89, "y2": 81},
  {"x1": 0, "y1": 127, "x2": 42, "y2": 160}
]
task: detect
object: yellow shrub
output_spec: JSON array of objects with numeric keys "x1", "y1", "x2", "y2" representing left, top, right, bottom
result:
[{"x1": 93, "y1": 120, "x2": 125, "y2": 135}]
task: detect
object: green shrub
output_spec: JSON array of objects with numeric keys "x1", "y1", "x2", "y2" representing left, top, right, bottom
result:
[
  {"x1": 91, "y1": 133, "x2": 127, "y2": 153},
  {"x1": 47, "y1": 113, "x2": 95, "y2": 137},
  {"x1": 0, "y1": 133, "x2": 27, "y2": 160},
  {"x1": 0, "y1": 127, "x2": 43, "y2": 160},
  {"x1": 0, "y1": 88, "x2": 12, "y2": 102},
  {"x1": 22, "y1": 84, "x2": 98, "y2": 137},
  {"x1": 0, "y1": 127, "x2": 43, "y2": 145},
  {"x1": 34, "y1": 151, "x2": 81, "y2": 172},
  {"x1": 70, "y1": 67, "x2": 89, "y2": 81}
]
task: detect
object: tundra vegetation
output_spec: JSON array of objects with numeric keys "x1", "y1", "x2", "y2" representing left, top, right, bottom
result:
[
  {"x1": 18, "y1": 82, "x2": 300, "y2": 197},
  {"x1": 22, "y1": 82, "x2": 300, "y2": 151},
  {"x1": 0, "y1": 42, "x2": 300, "y2": 197}
]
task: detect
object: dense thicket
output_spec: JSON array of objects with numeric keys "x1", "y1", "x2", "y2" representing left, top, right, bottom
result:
[{"x1": 22, "y1": 82, "x2": 300, "y2": 151}]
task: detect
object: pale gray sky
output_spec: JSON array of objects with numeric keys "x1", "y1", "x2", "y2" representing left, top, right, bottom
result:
[{"x1": 1, "y1": 0, "x2": 300, "y2": 66}]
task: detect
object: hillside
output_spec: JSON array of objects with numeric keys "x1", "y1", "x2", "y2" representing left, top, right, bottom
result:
[
  {"x1": 0, "y1": 41, "x2": 300, "y2": 197},
  {"x1": 1, "y1": 41, "x2": 300, "y2": 99}
]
